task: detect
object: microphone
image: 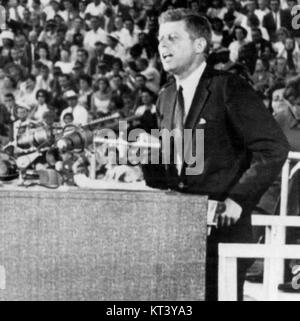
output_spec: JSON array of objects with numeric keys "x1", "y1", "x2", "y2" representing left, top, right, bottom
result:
[{"x1": 57, "y1": 128, "x2": 94, "y2": 152}]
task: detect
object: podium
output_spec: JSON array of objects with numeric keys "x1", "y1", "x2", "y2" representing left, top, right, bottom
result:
[{"x1": 0, "y1": 188, "x2": 207, "y2": 301}]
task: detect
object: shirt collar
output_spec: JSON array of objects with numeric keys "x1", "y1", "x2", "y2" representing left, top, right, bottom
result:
[{"x1": 175, "y1": 61, "x2": 207, "y2": 91}]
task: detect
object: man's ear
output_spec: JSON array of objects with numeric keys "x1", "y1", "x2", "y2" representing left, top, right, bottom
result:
[{"x1": 194, "y1": 37, "x2": 207, "y2": 54}]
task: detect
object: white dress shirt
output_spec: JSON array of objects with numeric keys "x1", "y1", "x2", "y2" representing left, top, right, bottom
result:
[
  {"x1": 83, "y1": 28, "x2": 107, "y2": 52},
  {"x1": 175, "y1": 61, "x2": 207, "y2": 121},
  {"x1": 60, "y1": 105, "x2": 88, "y2": 126},
  {"x1": 174, "y1": 61, "x2": 207, "y2": 174},
  {"x1": 84, "y1": 1, "x2": 107, "y2": 17},
  {"x1": 273, "y1": 11, "x2": 281, "y2": 30}
]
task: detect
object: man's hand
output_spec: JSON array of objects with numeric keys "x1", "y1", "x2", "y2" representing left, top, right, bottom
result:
[{"x1": 217, "y1": 198, "x2": 242, "y2": 228}]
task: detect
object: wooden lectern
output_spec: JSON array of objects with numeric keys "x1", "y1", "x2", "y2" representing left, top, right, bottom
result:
[{"x1": 0, "y1": 188, "x2": 207, "y2": 301}]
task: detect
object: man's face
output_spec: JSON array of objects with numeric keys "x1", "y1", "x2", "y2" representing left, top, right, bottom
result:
[
  {"x1": 270, "y1": 0, "x2": 279, "y2": 12},
  {"x1": 158, "y1": 21, "x2": 202, "y2": 78},
  {"x1": 142, "y1": 92, "x2": 152, "y2": 105},
  {"x1": 135, "y1": 76, "x2": 145, "y2": 88},
  {"x1": 276, "y1": 58, "x2": 286, "y2": 73},
  {"x1": 246, "y1": 1, "x2": 256, "y2": 13},
  {"x1": 51, "y1": 1, "x2": 59, "y2": 11},
  {"x1": 124, "y1": 20, "x2": 133, "y2": 32},
  {"x1": 77, "y1": 50, "x2": 87, "y2": 63},
  {"x1": 74, "y1": 18, "x2": 82, "y2": 30},
  {"x1": 15, "y1": 35, "x2": 26, "y2": 48},
  {"x1": 285, "y1": 38, "x2": 294, "y2": 50},
  {"x1": 235, "y1": 28, "x2": 244, "y2": 41},
  {"x1": 252, "y1": 30, "x2": 261, "y2": 42},
  {"x1": 67, "y1": 97, "x2": 78, "y2": 107},
  {"x1": 11, "y1": 49, "x2": 20, "y2": 60},
  {"x1": 91, "y1": 17, "x2": 99, "y2": 30},
  {"x1": 258, "y1": 0, "x2": 266, "y2": 9},
  {"x1": 95, "y1": 43, "x2": 105, "y2": 55},
  {"x1": 115, "y1": 17, "x2": 123, "y2": 30},
  {"x1": 225, "y1": 0, "x2": 234, "y2": 10},
  {"x1": 112, "y1": 76, "x2": 122, "y2": 88},
  {"x1": 4, "y1": 96, "x2": 14, "y2": 109},
  {"x1": 63, "y1": 0, "x2": 72, "y2": 10},
  {"x1": 17, "y1": 108, "x2": 28, "y2": 121},
  {"x1": 59, "y1": 76, "x2": 68, "y2": 87},
  {"x1": 287, "y1": 0, "x2": 296, "y2": 9}
]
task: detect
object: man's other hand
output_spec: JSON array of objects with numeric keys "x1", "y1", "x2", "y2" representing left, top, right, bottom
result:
[{"x1": 217, "y1": 198, "x2": 242, "y2": 228}]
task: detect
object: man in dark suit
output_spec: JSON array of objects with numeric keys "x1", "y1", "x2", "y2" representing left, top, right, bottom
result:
[
  {"x1": 263, "y1": 0, "x2": 292, "y2": 42},
  {"x1": 142, "y1": 8, "x2": 289, "y2": 301},
  {"x1": 88, "y1": 41, "x2": 115, "y2": 76}
]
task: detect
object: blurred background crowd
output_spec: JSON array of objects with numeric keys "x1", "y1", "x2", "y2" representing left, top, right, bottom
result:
[{"x1": 0, "y1": 0, "x2": 299, "y2": 182}]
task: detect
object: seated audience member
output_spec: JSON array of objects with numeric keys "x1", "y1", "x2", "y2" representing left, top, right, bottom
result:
[
  {"x1": 277, "y1": 38, "x2": 300, "y2": 73},
  {"x1": 35, "y1": 64, "x2": 53, "y2": 91},
  {"x1": 18, "y1": 75, "x2": 39, "y2": 109},
  {"x1": 110, "y1": 74, "x2": 131, "y2": 98},
  {"x1": 83, "y1": 15, "x2": 108, "y2": 54},
  {"x1": 229, "y1": 26, "x2": 248, "y2": 63},
  {"x1": 210, "y1": 17, "x2": 225, "y2": 50},
  {"x1": 105, "y1": 33, "x2": 126, "y2": 60},
  {"x1": 78, "y1": 74, "x2": 93, "y2": 111},
  {"x1": 251, "y1": 57, "x2": 274, "y2": 98},
  {"x1": 91, "y1": 77, "x2": 112, "y2": 118},
  {"x1": 250, "y1": 27, "x2": 274, "y2": 59},
  {"x1": 61, "y1": 112, "x2": 74, "y2": 127},
  {"x1": 273, "y1": 27, "x2": 291, "y2": 54},
  {"x1": 134, "y1": 88, "x2": 157, "y2": 133},
  {"x1": 60, "y1": 90, "x2": 88, "y2": 126},
  {"x1": 89, "y1": 41, "x2": 115, "y2": 76},
  {"x1": 37, "y1": 45, "x2": 53, "y2": 72},
  {"x1": 29, "y1": 89, "x2": 52, "y2": 122},
  {"x1": 54, "y1": 47, "x2": 74, "y2": 75},
  {"x1": 13, "y1": 102, "x2": 36, "y2": 144}
]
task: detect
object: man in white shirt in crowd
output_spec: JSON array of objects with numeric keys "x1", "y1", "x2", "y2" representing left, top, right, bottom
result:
[
  {"x1": 84, "y1": 0, "x2": 107, "y2": 18},
  {"x1": 13, "y1": 101, "x2": 33, "y2": 142},
  {"x1": 104, "y1": 33, "x2": 126, "y2": 60},
  {"x1": 83, "y1": 15, "x2": 107, "y2": 54},
  {"x1": 60, "y1": 90, "x2": 88, "y2": 126},
  {"x1": 43, "y1": 0, "x2": 60, "y2": 21},
  {"x1": 255, "y1": 0, "x2": 270, "y2": 25},
  {"x1": 218, "y1": 0, "x2": 246, "y2": 25},
  {"x1": 123, "y1": 17, "x2": 139, "y2": 51},
  {"x1": 112, "y1": 15, "x2": 129, "y2": 47}
]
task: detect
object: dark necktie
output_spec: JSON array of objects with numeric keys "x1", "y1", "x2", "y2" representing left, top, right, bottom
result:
[{"x1": 173, "y1": 86, "x2": 185, "y2": 174}]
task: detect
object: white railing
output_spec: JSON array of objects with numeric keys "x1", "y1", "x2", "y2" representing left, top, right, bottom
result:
[
  {"x1": 218, "y1": 152, "x2": 300, "y2": 301},
  {"x1": 218, "y1": 244, "x2": 300, "y2": 301}
]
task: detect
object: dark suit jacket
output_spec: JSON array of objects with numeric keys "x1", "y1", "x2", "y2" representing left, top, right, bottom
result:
[
  {"x1": 89, "y1": 54, "x2": 116, "y2": 75},
  {"x1": 143, "y1": 66, "x2": 289, "y2": 221},
  {"x1": 263, "y1": 10, "x2": 292, "y2": 41}
]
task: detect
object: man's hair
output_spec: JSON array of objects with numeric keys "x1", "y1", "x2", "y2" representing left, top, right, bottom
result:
[{"x1": 159, "y1": 9, "x2": 212, "y2": 52}]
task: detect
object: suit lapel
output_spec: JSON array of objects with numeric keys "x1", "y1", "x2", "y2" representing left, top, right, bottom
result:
[{"x1": 183, "y1": 67, "x2": 212, "y2": 165}]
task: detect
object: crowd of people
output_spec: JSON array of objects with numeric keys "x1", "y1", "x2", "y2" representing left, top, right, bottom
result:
[{"x1": 0, "y1": 0, "x2": 299, "y2": 181}]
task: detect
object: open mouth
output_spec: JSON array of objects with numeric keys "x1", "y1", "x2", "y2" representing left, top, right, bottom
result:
[{"x1": 162, "y1": 53, "x2": 173, "y2": 60}]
